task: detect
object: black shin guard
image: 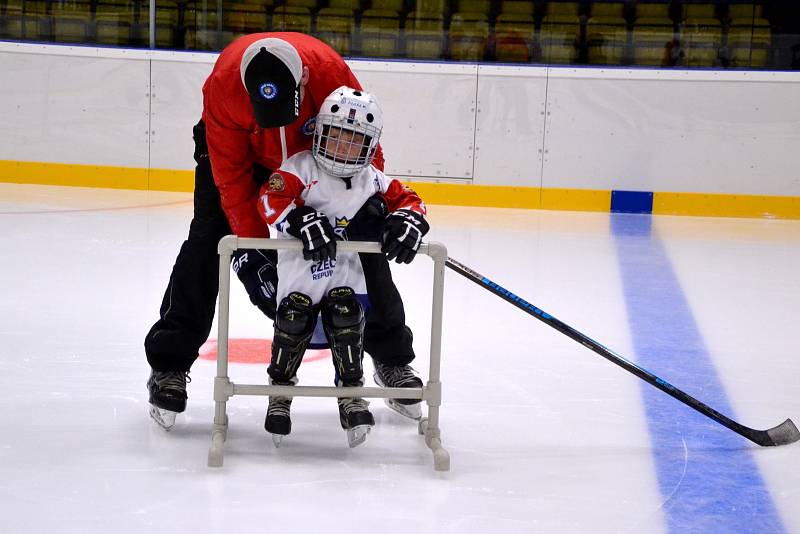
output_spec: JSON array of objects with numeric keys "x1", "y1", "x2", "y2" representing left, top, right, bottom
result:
[
  {"x1": 321, "y1": 287, "x2": 366, "y2": 385},
  {"x1": 268, "y1": 292, "x2": 316, "y2": 383}
]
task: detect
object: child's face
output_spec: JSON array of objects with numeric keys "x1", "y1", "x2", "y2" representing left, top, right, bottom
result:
[{"x1": 325, "y1": 127, "x2": 366, "y2": 163}]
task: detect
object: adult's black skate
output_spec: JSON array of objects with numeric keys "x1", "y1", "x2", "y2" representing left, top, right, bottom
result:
[
  {"x1": 147, "y1": 370, "x2": 190, "y2": 430},
  {"x1": 373, "y1": 363, "x2": 423, "y2": 420}
]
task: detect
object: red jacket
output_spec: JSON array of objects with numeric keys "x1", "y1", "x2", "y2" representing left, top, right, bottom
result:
[{"x1": 201, "y1": 32, "x2": 385, "y2": 238}]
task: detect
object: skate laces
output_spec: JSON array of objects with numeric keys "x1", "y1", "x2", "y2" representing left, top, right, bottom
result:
[
  {"x1": 153, "y1": 370, "x2": 190, "y2": 391},
  {"x1": 268, "y1": 397, "x2": 292, "y2": 418},
  {"x1": 338, "y1": 396, "x2": 370, "y2": 414},
  {"x1": 377, "y1": 363, "x2": 420, "y2": 387}
]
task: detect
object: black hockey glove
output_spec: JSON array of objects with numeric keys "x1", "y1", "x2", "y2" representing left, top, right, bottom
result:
[
  {"x1": 345, "y1": 194, "x2": 388, "y2": 241},
  {"x1": 381, "y1": 208, "x2": 430, "y2": 264},
  {"x1": 285, "y1": 205, "x2": 337, "y2": 262},
  {"x1": 232, "y1": 248, "x2": 278, "y2": 320}
]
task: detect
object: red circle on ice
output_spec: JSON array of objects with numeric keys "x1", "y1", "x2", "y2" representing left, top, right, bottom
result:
[{"x1": 199, "y1": 338, "x2": 330, "y2": 364}]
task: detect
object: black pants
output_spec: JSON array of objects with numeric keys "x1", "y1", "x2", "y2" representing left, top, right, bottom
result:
[{"x1": 145, "y1": 121, "x2": 415, "y2": 372}]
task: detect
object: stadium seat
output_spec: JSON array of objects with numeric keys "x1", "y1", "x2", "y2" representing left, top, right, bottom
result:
[
  {"x1": 631, "y1": 17, "x2": 675, "y2": 66},
  {"x1": 315, "y1": 7, "x2": 354, "y2": 55},
  {"x1": 589, "y1": 2, "x2": 626, "y2": 19},
  {"x1": 285, "y1": 0, "x2": 319, "y2": 10},
  {"x1": 404, "y1": 10, "x2": 445, "y2": 59},
  {"x1": 271, "y1": 5, "x2": 313, "y2": 33},
  {"x1": 634, "y1": 2, "x2": 669, "y2": 20},
  {"x1": 682, "y1": 16, "x2": 722, "y2": 67},
  {"x1": 95, "y1": 9, "x2": 134, "y2": 46},
  {"x1": 494, "y1": 12, "x2": 534, "y2": 62},
  {"x1": 371, "y1": 0, "x2": 404, "y2": 12},
  {"x1": 499, "y1": 0, "x2": 533, "y2": 16},
  {"x1": 358, "y1": 8, "x2": 400, "y2": 57},
  {"x1": 587, "y1": 16, "x2": 627, "y2": 65},
  {"x1": 539, "y1": 14, "x2": 579, "y2": 64},
  {"x1": 449, "y1": 12, "x2": 489, "y2": 61},
  {"x1": 52, "y1": 3, "x2": 92, "y2": 44}
]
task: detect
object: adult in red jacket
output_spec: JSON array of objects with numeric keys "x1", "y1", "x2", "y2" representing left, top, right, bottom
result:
[{"x1": 145, "y1": 33, "x2": 420, "y2": 429}]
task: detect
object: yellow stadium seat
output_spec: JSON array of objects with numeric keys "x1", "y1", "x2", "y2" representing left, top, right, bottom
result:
[
  {"x1": 413, "y1": 0, "x2": 445, "y2": 14},
  {"x1": 404, "y1": 10, "x2": 445, "y2": 59},
  {"x1": 52, "y1": 6, "x2": 91, "y2": 43},
  {"x1": 456, "y1": 0, "x2": 490, "y2": 16},
  {"x1": 590, "y1": 2, "x2": 625, "y2": 19},
  {"x1": 285, "y1": 0, "x2": 319, "y2": 9},
  {"x1": 95, "y1": 11, "x2": 134, "y2": 46},
  {"x1": 224, "y1": 4, "x2": 268, "y2": 36},
  {"x1": 499, "y1": 1, "x2": 533, "y2": 16},
  {"x1": 271, "y1": 6, "x2": 312, "y2": 33},
  {"x1": 315, "y1": 7, "x2": 354, "y2": 55},
  {"x1": 539, "y1": 15, "x2": 579, "y2": 64},
  {"x1": 494, "y1": 12, "x2": 534, "y2": 62},
  {"x1": 183, "y1": 8, "x2": 220, "y2": 50},
  {"x1": 728, "y1": 4, "x2": 763, "y2": 22},
  {"x1": 449, "y1": 12, "x2": 488, "y2": 61},
  {"x1": 635, "y1": 2, "x2": 669, "y2": 20},
  {"x1": 358, "y1": 8, "x2": 400, "y2": 57},
  {"x1": 329, "y1": 0, "x2": 361, "y2": 9},
  {"x1": 728, "y1": 23, "x2": 771, "y2": 69},
  {"x1": 586, "y1": 16, "x2": 627, "y2": 65},
  {"x1": 371, "y1": 0, "x2": 404, "y2": 12},
  {"x1": 682, "y1": 3, "x2": 716, "y2": 22},
  {"x1": 682, "y1": 16, "x2": 721, "y2": 66},
  {"x1": 631, "y1": 17, "x2": 675, "y2": 66},
  {"x1": 545, "y1": 1, "x2": 579, "y2": 18}
]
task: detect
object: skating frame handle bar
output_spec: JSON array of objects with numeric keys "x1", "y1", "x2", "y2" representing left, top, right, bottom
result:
[{"x1": 209, "y1": 235, "x2": 451, "y2": 471}]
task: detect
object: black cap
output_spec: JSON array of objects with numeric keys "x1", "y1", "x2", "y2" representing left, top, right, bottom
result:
[{"x1": 241, "y1": 41, "x2": 302, "y2": 128}]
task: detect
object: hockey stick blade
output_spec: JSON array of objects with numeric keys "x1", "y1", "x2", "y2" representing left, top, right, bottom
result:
[
  {"x1": 752, "y1": 418, "x2": 800, "y2": 446},
  {"x1": 445, "y1": 256, "x2": 800, "y2": 448}
]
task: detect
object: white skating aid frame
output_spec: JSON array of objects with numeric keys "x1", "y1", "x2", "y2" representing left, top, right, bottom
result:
[{"x1": 208, "y1": 236, "x2": 450, "y2": 471}]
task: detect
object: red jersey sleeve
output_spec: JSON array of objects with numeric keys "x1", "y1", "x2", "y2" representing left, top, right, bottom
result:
[
  {"x1": 257, "y1": 169, "x2": 306, "y2": 226},
  {"x1": 203, "y1": 80, "x2": 268, "y2": 238},
  {"x1": 383, "y1": 180, "x2": 426, "y2": 216}
]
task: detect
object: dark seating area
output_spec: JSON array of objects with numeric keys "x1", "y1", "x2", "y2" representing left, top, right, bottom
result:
[{"x1": 0, "y1": 1, "x2": 797, "y2": 69}]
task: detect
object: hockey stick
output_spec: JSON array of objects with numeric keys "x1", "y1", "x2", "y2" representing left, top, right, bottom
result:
[{"x1": 445, "y1": 256, "x2": 800, "y2": 447}]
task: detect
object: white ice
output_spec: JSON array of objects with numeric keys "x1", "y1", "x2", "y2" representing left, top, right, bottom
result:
[{"x1": 0, "y1": 183, "x2": 798, "y2": 533}]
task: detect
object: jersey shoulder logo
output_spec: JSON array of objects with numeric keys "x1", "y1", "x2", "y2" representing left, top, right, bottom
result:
[{"x1": 268, "y1": 173, "x2": 284, "y2": 192}]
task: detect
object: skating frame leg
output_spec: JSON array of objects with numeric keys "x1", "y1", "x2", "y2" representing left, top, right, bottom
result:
[
  {"x1": 419, "y1": 243, "x2": 450, "y2": 471},
  {"x1": 208, "y1": 247, "x2": 233, "y2": 467}
]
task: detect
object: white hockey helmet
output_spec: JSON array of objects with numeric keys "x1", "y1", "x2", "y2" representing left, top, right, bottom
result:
[{"x1": 312, "y1": 86, "x2": 383, "y2": 178}]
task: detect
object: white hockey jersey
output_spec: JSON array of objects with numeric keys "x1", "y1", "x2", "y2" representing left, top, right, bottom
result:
[{"x1": 258, "y1": 150, "x2": 426, "y2": 309}]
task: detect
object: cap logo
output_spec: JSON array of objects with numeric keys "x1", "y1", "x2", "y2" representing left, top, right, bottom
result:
[
  {"x1": 259, "y1": 82, "x2": 278, "y2": 100},
  {"x1": 302, "y1": 117, "x2": 316, "y2": 136}
]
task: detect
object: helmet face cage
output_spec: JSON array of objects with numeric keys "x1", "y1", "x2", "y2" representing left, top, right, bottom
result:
[{"x1": 312, "y1": 87, "x2": 383, "y2": 178}]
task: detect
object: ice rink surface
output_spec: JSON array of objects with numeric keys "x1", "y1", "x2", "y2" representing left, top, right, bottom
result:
[{"x1": 1, "y1": 183, "x2": 798, "y2": 533}]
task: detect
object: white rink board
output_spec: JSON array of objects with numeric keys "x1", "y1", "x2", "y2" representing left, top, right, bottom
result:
[
  {"x1": 541, "y1": 68, "x2": 800, "y2": 195},
  {"x1": 1, "y1": 42, "x2": 800, "y2": 196},
  {"x1": 149, "y1": 53, "x2": 215, "y2": 171},
  {"x1": 350, "y1": 60, "x2": 478, "y2": 181},
  {"x1": 473, "y1": 65, "x2": 548, "y2": 187},
  {"x1": 0, "y1": 44, "x2": 150, "y2": 169}
]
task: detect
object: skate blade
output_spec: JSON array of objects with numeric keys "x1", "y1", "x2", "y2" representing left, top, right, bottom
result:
[
  {"x1": 346, "y1": 424, "x2": 372, "y2": 448},
  {"x1": 149, "y1": 405, "x2": 177, "y2": 430},
  {"x1": 271, "y1": 433, "x2": 284, "y2": 448},
  {"x1": 384, "y1": 398, "x2": 422, "y2": 421}
]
